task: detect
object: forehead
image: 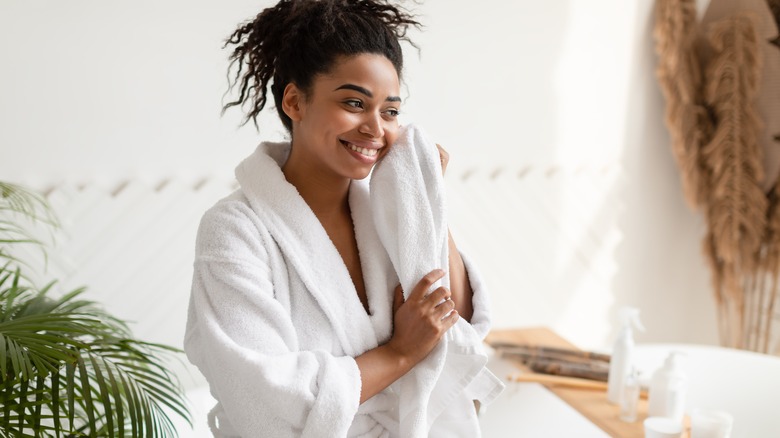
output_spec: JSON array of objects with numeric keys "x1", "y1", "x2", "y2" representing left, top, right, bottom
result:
[{"x1": 318, "y1": 54, "x2": 401, "y2": 95}]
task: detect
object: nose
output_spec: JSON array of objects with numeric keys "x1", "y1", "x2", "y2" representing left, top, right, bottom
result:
[{"x1": 358, "y1": 111, "x2": 384, "y2": 138}]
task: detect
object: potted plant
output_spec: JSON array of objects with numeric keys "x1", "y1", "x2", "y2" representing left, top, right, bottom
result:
[{"x1": 0, "y1": 181, "x2": 191, "y2": 437}]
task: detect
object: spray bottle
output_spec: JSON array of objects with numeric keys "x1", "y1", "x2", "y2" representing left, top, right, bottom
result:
[{"x1": 607, "y1": 307, "x2": 645, "y2": 404}]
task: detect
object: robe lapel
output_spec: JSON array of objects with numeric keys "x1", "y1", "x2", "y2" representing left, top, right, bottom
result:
[{"x1": 235, "y1": 142, "x2": 378, "y2": 356}]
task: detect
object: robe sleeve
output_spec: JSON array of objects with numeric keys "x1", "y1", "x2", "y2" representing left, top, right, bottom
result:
[
  {"x1": 184, "y1": 198, "x2": 361, "y2": 437},
  {"x1": 459, "y1": 251, "x2": 492, "y2": 340}
]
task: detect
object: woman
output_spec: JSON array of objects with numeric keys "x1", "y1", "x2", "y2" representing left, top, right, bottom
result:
[{"x1": 184, "y1": 1, "x2": 494, "y2": 436}]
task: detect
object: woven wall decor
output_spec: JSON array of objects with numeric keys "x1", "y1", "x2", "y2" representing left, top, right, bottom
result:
[{"x1": 654, "y1": 0, "x2": 780, "y2": 353}]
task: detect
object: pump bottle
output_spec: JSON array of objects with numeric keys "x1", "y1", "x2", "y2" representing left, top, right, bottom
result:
[
  {"x1": 607, "y1": 307, "x2": 644, "y2": 404},
  {"x1": 647, "y1": 351, "x2": 688, "y2": 424}
]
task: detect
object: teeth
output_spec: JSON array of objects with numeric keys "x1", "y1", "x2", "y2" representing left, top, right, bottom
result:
[{"x1": 347, "y1": 143, "x2": 378, "y2": 157}]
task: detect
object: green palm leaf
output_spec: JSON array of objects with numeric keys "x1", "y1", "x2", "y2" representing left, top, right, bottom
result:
[
  {"x1": 0, "y1": 182, "x2": 57, "y2": 227},
  {"x1": 0, "y1": 182, "x2": 58, "y2": 274},
  {"x1": 0, "y1": 182, "x2": 191, "y2": 436},
  {"x1": 0, "y1": 267, "x2": 192, "y2": 436}
]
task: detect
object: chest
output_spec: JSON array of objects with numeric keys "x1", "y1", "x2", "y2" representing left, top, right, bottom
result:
[{"x1": 322, "y1": 217, "x2": 369, "y2": 313}]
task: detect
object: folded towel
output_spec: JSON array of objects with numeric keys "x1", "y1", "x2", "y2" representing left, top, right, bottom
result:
[{"x1": 370, "y1": 124, "x2": 504, "y2": 437}]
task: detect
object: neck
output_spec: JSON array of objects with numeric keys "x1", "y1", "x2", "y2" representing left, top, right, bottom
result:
[{"x1": 282, "y1": 144, "x2": 351, "y2": 219}]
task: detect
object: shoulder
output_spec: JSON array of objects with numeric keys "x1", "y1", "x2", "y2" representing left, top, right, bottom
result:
[
  {"x1": 195, "y1": 190, "x2": 269, "y2": 261},
  {"x1": 199, "y1": 190, "x2": 256, "y2": 232}
]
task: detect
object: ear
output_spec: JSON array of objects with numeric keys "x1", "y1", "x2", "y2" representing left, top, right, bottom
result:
[{"x1": 281, "y1": 83, "x2": 304, "y2": 122}]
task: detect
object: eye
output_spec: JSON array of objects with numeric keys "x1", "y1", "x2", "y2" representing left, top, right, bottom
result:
[
  {"x1": 344, "y1": 99, "x2": 364, "y2": 110},
  {"x1": 382, "y1": 108, "x2": 400, "y2": 119}
]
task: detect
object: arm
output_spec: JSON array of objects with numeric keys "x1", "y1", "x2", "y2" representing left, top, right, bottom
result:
[
  {"x1": 447, "y1": 230, "x2": 474, "y2": 322},
  {"x1": 355, "y1": 344, "x2": 411, "y2": 403}
]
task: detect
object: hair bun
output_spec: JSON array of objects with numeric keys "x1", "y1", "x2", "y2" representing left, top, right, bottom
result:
[{"x1": 222, "y1": 0, "x2": 420, "y2": 131}]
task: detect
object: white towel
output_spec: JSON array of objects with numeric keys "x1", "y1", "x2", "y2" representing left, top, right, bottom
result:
[{"x1": 370, "y1": 124, "x2": 504, "y2": 437}]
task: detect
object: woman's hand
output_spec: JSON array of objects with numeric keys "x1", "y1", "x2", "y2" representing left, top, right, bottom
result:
[
  {"x1": 354, "y1": 272, "x2": 457, "y2": 403},
  {"x1": 386, "y1": 269, "x2": 459, "y2": 365},
  {"x1": 435, "y1": 143, "x2": 449, "y2": 175}
]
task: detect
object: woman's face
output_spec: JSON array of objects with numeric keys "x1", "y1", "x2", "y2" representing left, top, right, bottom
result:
[{"x1": 286, "y1": 53, "x2": 401, "y2": 181}]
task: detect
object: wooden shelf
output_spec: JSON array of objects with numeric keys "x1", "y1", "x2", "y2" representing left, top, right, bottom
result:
[{"x1": 486, "y1": 327, "x2": 689, "y2": 438}]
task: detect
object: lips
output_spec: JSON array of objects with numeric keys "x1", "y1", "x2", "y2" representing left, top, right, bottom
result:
[{"x1": 339, "y1": 139, "x2": 383, "y2": 158}]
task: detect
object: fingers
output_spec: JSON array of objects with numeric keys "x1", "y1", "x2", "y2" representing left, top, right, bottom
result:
[
  {"x1": 442, "y1": 309, "x2": 459, "y2": 327},
  {"x1": 425, "y1": 285, "x2": 451, "y2": 304},
  {"x1": 435, "y1": 296, "x2": 456, "y2": 320},
  {"x1": 389, "y1": 273, "x2": 458, "y2": 363},
  {"x1": 402, "y1": 270, "x2": 458, "y2": 333},
  {"x1": 409, "y1": 269, "x2": 446, "y2": 301},
  {"x1": 435, "y1": 143, "x2": 449, "y2": 175}
]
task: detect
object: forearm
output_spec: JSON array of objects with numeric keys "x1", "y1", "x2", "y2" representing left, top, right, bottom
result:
[
  {"x1": 354, "y1": 344, "x2": 414, "y2": 403},
  {"x1": 448, "y1": 230, "x2": 474, "y2": 321}
]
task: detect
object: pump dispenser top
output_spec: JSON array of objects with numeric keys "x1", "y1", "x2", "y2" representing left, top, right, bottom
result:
[{"x1": 607, "y1": 307, "x2": 645, "y2": 404}]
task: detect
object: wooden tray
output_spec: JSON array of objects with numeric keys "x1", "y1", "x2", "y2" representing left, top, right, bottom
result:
[{"x1": 486, "y1": 327, "x2": 689, "y2": 438}]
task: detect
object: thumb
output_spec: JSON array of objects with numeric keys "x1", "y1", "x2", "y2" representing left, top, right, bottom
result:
[{"x1": 393, "y1": 284, "x2": 405, "y2": 313}]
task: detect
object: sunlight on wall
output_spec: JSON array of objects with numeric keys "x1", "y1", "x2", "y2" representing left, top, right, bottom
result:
[{"x1": 551, "y1": 0, "x2": 639, "y2": 349}]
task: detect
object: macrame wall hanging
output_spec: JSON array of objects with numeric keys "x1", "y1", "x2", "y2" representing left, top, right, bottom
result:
[{"x1": 654, "y1": 0, "x2": 780, "y2": 353}]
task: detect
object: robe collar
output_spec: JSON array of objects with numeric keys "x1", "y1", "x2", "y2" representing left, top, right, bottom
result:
[{"x1": 235, "y1": 142, "x2": 393, "y2": 356}]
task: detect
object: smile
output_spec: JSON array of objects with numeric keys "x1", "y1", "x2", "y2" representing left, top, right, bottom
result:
[{"x1": 341, "y1": 140, "x2": 381, "y2": 158}]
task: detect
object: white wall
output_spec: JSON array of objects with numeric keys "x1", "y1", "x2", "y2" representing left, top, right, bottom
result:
[
  {"x1": 0, "y1": 0, "x2": 277, "y2": 186},
  {"x1": 0, "y1": 0, "x2": 718, "y2": 364}
]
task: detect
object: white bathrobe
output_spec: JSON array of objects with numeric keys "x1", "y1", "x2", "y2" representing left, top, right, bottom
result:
[{"x1": 184, "y1": 141, "x2": 494, "y2": 437}]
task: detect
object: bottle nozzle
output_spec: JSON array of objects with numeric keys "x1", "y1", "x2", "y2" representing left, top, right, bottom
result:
[{"x1": 619, "y1": 307, "x2": 645, "y2": 333}]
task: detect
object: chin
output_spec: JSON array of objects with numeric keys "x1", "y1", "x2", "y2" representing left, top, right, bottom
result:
[
  {"x1": 347, "y1": 165, "x2": 375, "y2": 181},
  {"x1": 351, "y1": 171, "x2": 372, "y2": 181}
]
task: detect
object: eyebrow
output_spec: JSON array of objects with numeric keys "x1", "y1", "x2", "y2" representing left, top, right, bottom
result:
[{"x1": 334, "y1": 83, "x2": 401, "y2": 102}]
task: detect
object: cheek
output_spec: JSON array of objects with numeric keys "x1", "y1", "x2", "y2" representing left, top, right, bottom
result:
[{"x1": 384, "y1": 123, "x2": 400, "y2": 146}]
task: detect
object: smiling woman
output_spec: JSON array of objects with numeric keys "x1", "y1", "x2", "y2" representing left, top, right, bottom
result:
[{"x1": 182, "y1": 0, "x2": 496, "y2": 437}]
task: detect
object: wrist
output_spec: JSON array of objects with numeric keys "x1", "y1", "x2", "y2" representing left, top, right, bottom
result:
[{"x1": 384, "y1": 341, "x2": 415, "y2": 373}]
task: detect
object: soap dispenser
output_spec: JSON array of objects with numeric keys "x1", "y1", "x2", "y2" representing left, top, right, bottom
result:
[
  {"x1": 607, "y1": 307, "x2": 645, "y2": 404},
  {"x1": 647, "y1": 351, "x2": 688, "y2": 424}
]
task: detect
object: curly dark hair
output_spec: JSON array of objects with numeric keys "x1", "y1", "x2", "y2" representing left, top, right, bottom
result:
[{"x1": 222, "y1": 0, "x2": 420, "y2": 131}]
